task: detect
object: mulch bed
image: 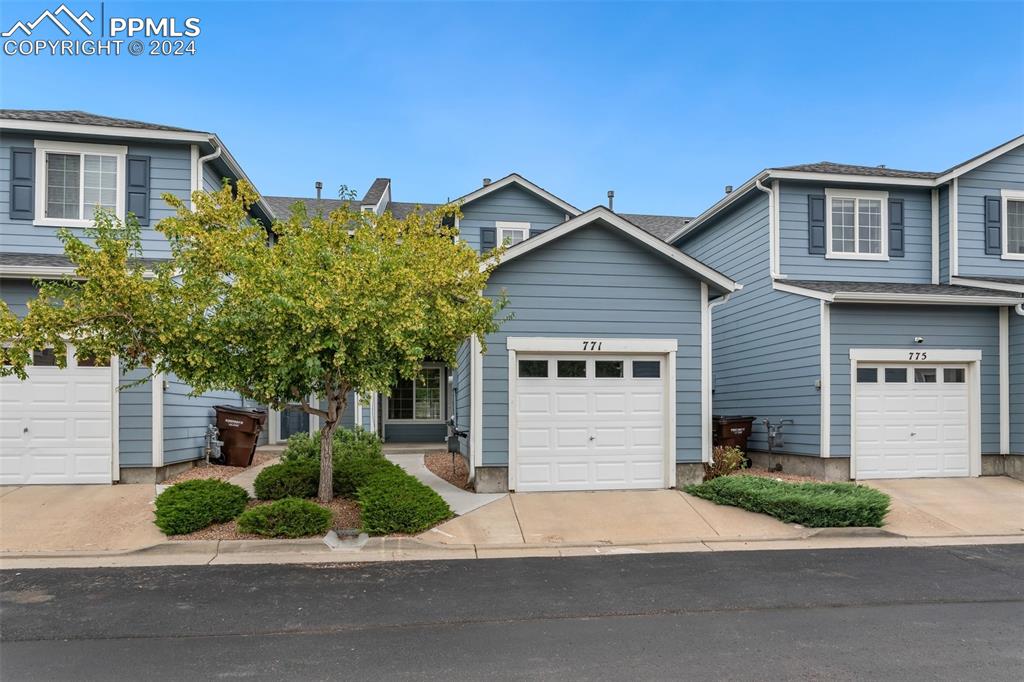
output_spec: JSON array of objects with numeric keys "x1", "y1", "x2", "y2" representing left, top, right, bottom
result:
[
  {"x1": 170, "y1": 497, "x2": 361, "y2": 541},
  {"x1": 424, "y1": 450, "x2": 471, "y2": 490},
  {"x1": 163, "y1": 450, "x2": 279, "y2": 486},
  {"x1": 729, "y1": 467, "x2": 819, "y2": 483}
]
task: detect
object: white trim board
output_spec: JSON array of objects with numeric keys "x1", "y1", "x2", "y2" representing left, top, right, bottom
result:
[
  {"x1": 33, "y1": 139, "x2": 128, "y2": 228},
  {"x1": 824, "y1": 188, "x2": 890, "y2": 261},
  {"x1": 820, "y1": 301, "x2": 831, "y2": 458},
  {"x1": 772, "y1": 281, "x2": 1022, "y2": 306},
  {"x1": 470, "y1": 335, "x2": 484, "y2": 471},
  {"x1": 484, "y1": 206, "x2": 739, "y2": 294},
  {"x1": 950, "y1": 277, "x2": 1024, "y2": 294},
  {"x1": 151, "y1": 371, "x2": 165, "y2": 468},
  {"x1": 847, "y1": 347, "x2": 982, "y2": 478},
  {"x1": 1000, "y1": 189, "x2": 1024, "y2": 261},
  {"x1": 454, "y1": 173, "x2": 581, "y2": 217}
]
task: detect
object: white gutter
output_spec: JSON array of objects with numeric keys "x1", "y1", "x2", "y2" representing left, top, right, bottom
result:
[
  {"x1": 754, "y1": 179, "x2": 782, "y2": 280},
  {"x1": 1015, "y1": 302, "x2": 1024, "y2": 316},
  {"x1": 197, "y1": 143, "x2": 222, "y2": 188}
]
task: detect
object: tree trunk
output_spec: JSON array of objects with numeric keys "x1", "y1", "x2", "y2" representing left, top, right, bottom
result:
[{"x1": 317, "y1": 394, "x2": 344, "y2": 503}]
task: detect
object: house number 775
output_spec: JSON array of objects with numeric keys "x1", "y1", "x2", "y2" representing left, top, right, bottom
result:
[
  {"x1": 582, "y1": 341, "x2": 603, "y2": 351},
  {"x1": 908, "y1": 352, "x2": 927, "y2": 360}
]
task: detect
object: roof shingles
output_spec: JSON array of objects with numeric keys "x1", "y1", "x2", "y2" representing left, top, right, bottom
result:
[{"x1": 0, "y1": 109, "x2": 203, "y2": 133}]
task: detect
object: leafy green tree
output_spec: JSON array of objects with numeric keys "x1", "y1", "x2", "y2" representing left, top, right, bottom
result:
[{"x1": 0, "y1": 182, "x2": 505, "y2": 502}]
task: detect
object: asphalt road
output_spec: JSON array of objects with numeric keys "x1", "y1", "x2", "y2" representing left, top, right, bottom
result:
[{"x1": 2, "y1": 545, "x2": 1023, "y2": 681}]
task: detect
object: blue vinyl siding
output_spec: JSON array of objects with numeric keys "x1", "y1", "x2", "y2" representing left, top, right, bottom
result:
[
  {"x1": 459, "y1": 184, "x2": 568, "y2": 252},
  {"x1": 938, "y1": 185, "x2": 950, "y2": 283},
  {"x1": 481, "y1": 222, "x2": 704, "y2": 466},
  {"x1": 0, "y1": 278, "x2": 37, "y2": 317},
  {"x1": 162, "y1": 376, "x2": 246, "y2": 465},
  {"x1": 202, "y1": 160, "x2": 224, "y2": 193},
  {"x1": 829, "y1": 305, "x2": 1002, "y2": 457},
  {"x1": 679, "y1": 194, "x2": 823, "y2": 455},
  {"x1": 454, "y1": 339, "x2": 473, "y2": 456},
  {"x1": 118, "y1": 368, "x2": 153, "y2": 467},
  {"x1": 778, "y1": 181, "x2": 933, "y2": 283},
  {"x1": 1011, "y1": 311, "x2": 1024, "y2": 455},
  {"x1": 0, "y1": 134, "x2": 192, "y2": 259},
  {"x1": 956, "y1": 145, "x2": 1024, "y2": 277}
]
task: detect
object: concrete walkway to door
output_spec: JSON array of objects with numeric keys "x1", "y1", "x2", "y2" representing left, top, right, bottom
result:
[{"x1": 421, "y1": 489, "x2": 805, "y2": 548}]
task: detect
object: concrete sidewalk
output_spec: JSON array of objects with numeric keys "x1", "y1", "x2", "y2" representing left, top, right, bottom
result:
[{"x1": 386, "y1": 453, "x2": 505, "y2": 515}]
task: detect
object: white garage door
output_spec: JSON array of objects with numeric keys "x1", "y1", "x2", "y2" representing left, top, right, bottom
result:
[
  {"x1": 513, "y1": 355, "x2": 668, "y2": 491},
  {"x1": 854, "y1": 364, "x2": 970, "y2": 479},
  {"x1": 0, "y1": 354, "x2": 114, "y2": 485}
]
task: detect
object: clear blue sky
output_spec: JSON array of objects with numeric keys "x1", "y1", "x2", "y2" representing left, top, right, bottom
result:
[{"x1": 2, "y1": 1, "x2": 1022, "y2": 216}]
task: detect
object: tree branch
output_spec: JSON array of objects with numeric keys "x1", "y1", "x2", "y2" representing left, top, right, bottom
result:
[{"x1": 300, "y1": 397, "x2": 329, "y2": 419}]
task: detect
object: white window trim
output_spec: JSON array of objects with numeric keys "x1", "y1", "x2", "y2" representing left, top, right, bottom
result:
[
  {"x1": 1000, "y1": 189, "x2": 1024, "y2": 260},
  {"x1": 847, "y1": 348, "x2": 982, "y2": 478},
  {"x1": 33, "y1": 139, "x2": 128, "y2": 228},
  {"x1": 824, "y1": 188, "x2": 889, "y2": 261},
  {"x1": 385, "y1": 363, "x2": 446, "y2": 424},
  {"x1": 495, "y1": 220, "x2": 531, "y2": 246}
]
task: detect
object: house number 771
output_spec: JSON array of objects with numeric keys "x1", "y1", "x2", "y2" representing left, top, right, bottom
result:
[{"x1": 582, "y1": 341, "x2": 603, "y2": 351}]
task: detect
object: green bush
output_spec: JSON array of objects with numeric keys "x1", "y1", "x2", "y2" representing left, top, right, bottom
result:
[
  {"x1": 357, "y1": 467, "x2": 452, "y2": 534},
  {"x1": 237, "y1": 498, "x2": 332, "y2": 538},
  {"x1": 154, "y1": 479, "x2": 249, "y2": 535},
  {"x1": 281, "y1": 427, "x2": 383, "y2": 463},
  {"x1": 334, "y1": 455, "x2": 401, "y2": 497},
  {"x1": 703, "y1": 445, "x2": 746, "y2": 482},
  {"x1": 253, "y1": 459, "x2": 319, "y2": 500},
  {"x1": 685, "y1": 475, "x2": 890, "y2": 528}
]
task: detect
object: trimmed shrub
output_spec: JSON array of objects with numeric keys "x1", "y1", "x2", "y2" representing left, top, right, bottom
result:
[
  {"x1": 237, "y1": 498, "x2": 332, "y2": 538},
  {"x1": 154, "y1": 479, "x2": 249, "y2": 535},
  {"x1": 703, "y1": 445, "x2": 746, "y2": 482},
  {"x1": 281, "y1": 428, "x2": 383, "y2": 463},
  {"x1": 253, "y1": 459, "x2": 319, "y2": 500},
  {"x1": 334, "y1": 455, "x2": 401, "y2": 497},
  {"x1": 685, "y1": 475, "x2": 891, "y2": 528},
  {"x1": 357, "y1": 467, "x2": 452, "y2": 535}
]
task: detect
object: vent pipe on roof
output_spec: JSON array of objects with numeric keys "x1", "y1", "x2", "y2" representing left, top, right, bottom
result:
[
  {"x1": 315, "y1": 181, "x2": 323, "y2": 201},
  {"x1": 482, "y1": 178, "x2": 492, "y2": 187},
  {"x1": 724, "y1": 185, "x2": 733, "y2": 194},
  {"x1": 607, "y1": 190, "x2": 615, "y2": 210}
]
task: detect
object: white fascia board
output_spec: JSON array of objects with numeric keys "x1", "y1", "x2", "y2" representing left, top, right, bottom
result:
[
  {"x1": 507, "y1": 337, "x2": 678, "y2": 353},
  {"x1": 0, "y1": 118, "x2": 212, "y2": 143},
  {"x1": 454, "y1": 173, "x2": 581, "y2": 217},
  {"x1": 950, "y1": 277, "x2": 1024, "y2": 294},
  {"x1": 767, "y1": 170, "x2": 935, "y2": 187},
  {"x1": 483, "y1": 206, "x2": 738, "y2": 293},
  {"x1": 849, "y1": 348, "x2": 981, "y2": 362},
  {"x1": 772, "y1": 281, "x2": 835, "y2": 301},
  {"x1": 0, "y1": 265, "x2": 82, "y2": 279},
  {"x1": 934, "y1": 135, "x2": 1024, "y2": 184},
  {"x1": 666, "y1": 173, "x2": 766, "y2": 243},
  {"x1": 832, "y1": 292, "x2": 1023, "y2": 306}
]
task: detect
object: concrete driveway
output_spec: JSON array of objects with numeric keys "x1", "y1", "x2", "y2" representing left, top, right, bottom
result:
[
  {"x1": 866, "y1": 477, "x2": 1024, "y2": 537},
  {"x1": 0, "y1": 484, "x2": 164, "y2": 554},
  {"x1": 423, "y1": 489, "x2": 803, "y2": 547}
]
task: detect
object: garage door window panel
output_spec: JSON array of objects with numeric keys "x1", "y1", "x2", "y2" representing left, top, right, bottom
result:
[
  {"x1": 557, "y1": 360, "x2": 586, "y2": 378},
  {"x1": 519, "y1": 360, "x2": 548, "y2": 378},
  {"x1": 914, "y1": 368, "x2": 937, "y2": 383},
  {"x1": 884, "y1": 368, "x2": 907, "y2": 383},
  {"x1": 632, "y1": 360, "x2": 661, "y2": 379},
  {"x1": 595, "y1": 360, "x2": 624, "y2": 378},
  {"x1": 944, "y1": 368, "x2": 965, "y2": 383},
  {"x1": 856, "y1": 367, "x2": 878, "y2": 383}
]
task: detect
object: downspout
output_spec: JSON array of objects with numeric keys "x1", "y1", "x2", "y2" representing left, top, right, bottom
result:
[
  {"x1": 754, "y1": 177, "x2": 780, "y2": 280},
  {"x1": 197, "y1": 141, "x2": 222, "y2": 190},
  {"x1": 1015, "y1": 302, "x2": 1024, "y2": 317}
]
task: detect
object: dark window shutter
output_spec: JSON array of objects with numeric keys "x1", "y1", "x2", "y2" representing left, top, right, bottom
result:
[
  {"x1": 529, "y1": 228, "x2": 543, "y2": 239},
  {"x1": 984, "y1": 195, "x2": 1002, "y2": 255},
  {"x1": 888, "y1": 198, "x2": 905, "y2": 257},
  {"x1": 807, "y1": 195, "x2": 826, "y2": 254},
  {"x1": 9, "y1": 147, "x2": 35, "y2": 220},
  {"x1": 125, "y1": 155, "x2": 151, "y2": 226},
  {"x1": 480, "y1": 227, "x2": 496, "y2": 251}
]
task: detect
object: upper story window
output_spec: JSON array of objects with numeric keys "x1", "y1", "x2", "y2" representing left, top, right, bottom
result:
[
  {"x1": 496, "y1": 221, "x2": 530, "y2": 246},
  {"x1": 34, "y1": 140, "x2": 126, "y2": 228},
  {"x1": 825, "y1": 188, "x2": 888, "y2": 261},
  {"x1": 1003, "y1": 190, "x2": 1024, "y2": 260}
]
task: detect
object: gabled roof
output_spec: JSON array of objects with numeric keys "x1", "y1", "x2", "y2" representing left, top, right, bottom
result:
[
  {"x1": 619, "y1": 213, "x2": 693, "y2": 240},
  {"x1": 482, "y1": 206, "x2": 737, "y2": 295},
  {"x1": 668, "y1": 133, "x2": 1024, "y2": 244},
  {"x1": 0, "y1": 109, "x2": 204, "y2": 133},
  {"x1": 263, "y1": 196, "x2": 440, "y2": 221},
  {"x1": 454, "y1": 173, "x2": 581, "y2": 217}
]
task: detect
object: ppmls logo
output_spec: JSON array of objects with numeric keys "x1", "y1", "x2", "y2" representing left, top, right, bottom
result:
[{"x1": 3, "y1": 3, "x2": 201, "y2": 57}]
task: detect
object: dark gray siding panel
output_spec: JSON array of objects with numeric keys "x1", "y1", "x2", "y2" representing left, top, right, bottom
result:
[
  {"x1": 829, "y1": 304, "x2": 1001, "y2": 457},
  {"x1": 680, "y1": 193, "x2": 823, "y2": 455},
  {"x1": 482, "y1": 223, "x2": 704, "y2": 466},
  {"x1": 385, "y1": 423, "x2": 446, "y2": 443},
  {"x1": 938, "y1": 185, "x2": 950, "y2": 282},
  {"x1": 1011, "y1": 311, "x2": 1023, "y2": 455},
  {"x1": 957, "y1": 144, "x2": 1024, "y2": 277},
  {"x1": 779, "y1": 181, "x2": 934, "y2": 283},
  {"x1": 460, "y1": 184, "x2": 568, "y2": 252}
]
